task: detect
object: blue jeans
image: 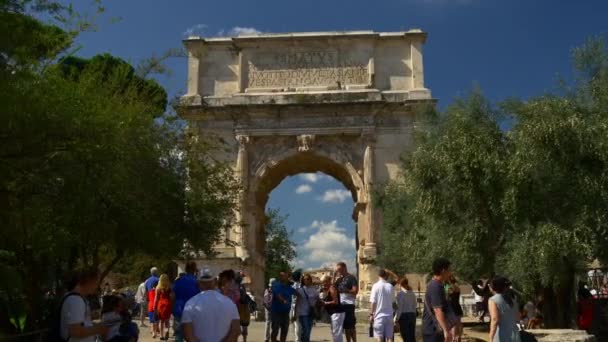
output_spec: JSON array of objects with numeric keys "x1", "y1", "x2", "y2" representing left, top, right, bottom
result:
[
  {"x1": 173, "y1": 316, "x2": 183, "y2": 342},
  {"x1": 298, "y1": 315, "x2": 313, "y2": 342}
]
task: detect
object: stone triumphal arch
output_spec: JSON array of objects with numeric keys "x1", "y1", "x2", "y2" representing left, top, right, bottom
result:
[{"x1": 179, "y1": 30, "x2": 434, "y2": 301}]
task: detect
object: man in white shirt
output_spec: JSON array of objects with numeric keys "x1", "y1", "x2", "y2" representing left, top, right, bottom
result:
[
  {"x1": 135, "y1": 281, "x2": 147, "y2": 327},
  {"x1": 369, "y1": 269, "x2": 395, "y2": 342},
  {"x1": 60, "y1": 269, "x2": 108, "y2": 342},
  {"x1": 182, "y1": 268, "x2": 240, "y2": 342}
]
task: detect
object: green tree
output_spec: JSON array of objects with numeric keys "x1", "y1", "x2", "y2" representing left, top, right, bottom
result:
[
  {"x1": 264, "y1": 208, "x2": 297, "y2": 282},
  {"x1": 378, "y1": 37, "x2": 608, "y2": 328},
  {"x1": 0, "y1": 1, "x2": 238, "y2": 334},
  {"x1": 377, "y1": 91, "x2": 509, "y2": 281},
  {"x1": 498, "y1": 36, "x2": 608, "y2": 327}
]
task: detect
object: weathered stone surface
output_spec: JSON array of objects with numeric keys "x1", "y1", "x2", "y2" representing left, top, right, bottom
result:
[
  {"x1": 178, "y1": 30, "x2": 434, "y2": 303},
  {"x1": 528, "y1": 329, "x2": 596, "y2": 342}
]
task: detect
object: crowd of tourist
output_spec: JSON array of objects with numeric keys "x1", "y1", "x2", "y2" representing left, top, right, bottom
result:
[{"x1": 55, "y1": 257, "x2": 570, "y2": 342}]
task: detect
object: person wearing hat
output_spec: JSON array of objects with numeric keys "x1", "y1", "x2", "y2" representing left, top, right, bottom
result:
[{"x1": 182, "y1": 268, "x2": 240, "y2": 342}]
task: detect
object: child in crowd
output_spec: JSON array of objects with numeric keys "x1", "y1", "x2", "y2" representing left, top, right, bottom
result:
[{"x1": 101, "y1": 295, "x2": 139, "y2": 342}]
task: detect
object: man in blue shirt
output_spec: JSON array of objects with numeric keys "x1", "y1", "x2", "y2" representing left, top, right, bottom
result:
[
  {"x1": 271, "y1": 271, "x2": 299, "y2": 342},
  {"x1": 172, "y1": 261, "x2": 200, "y2": 342},
  {"x1": 144, "y1": 267, "x2": 159, "y2": 292}
]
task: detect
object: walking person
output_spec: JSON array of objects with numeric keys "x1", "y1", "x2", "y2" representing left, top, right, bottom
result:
[
  {"x1": 488, "y1": 276, "x2": 521, "y2": 342},
  {"x1": 295, "y1": 273, "x2": 320, "y2": 342},
  {"x1": 395, "y1": 277, "x2": 416, "y2": 342},
  {"x1": 154, "y1": 274, "x2": 173, "y2": 340},
  {"x1": 291, "y1": 270, "x2": 303, "y2": 342},
  {"x1": 322, "y1": 274, "x2": 345, "y2": 342},
  {"x1": 172, "y1": 261, "x2": 199, "y2": 342},
  {"x1": 369, "y1": 269, "x2": 396, "y2": 342},
  {"x1": 472, "y1": 280, "x2": 484, "y2": 321},
  {"x1": 219, "y1": 269, "x2": 240, "y2": 304},
  {"x1": 236, "y1": 271, "x2": 254, "y2": 342},
  {"x1": 182, "y1": 268, "x2": 240, "y2": 342},
  {"x1": 447, "y1": 276, "x2": 463, "y2": 342},
  {"x1": 58, "y1": 269, "x2": 109, "y2": 342},
  {"x1": 145, "y1": 267, "x2": 160, "y2": 335},
  {"x1": 422, "y1": 257, "x2": 456, "y2": 342},
  {"x1": 134, "y1": 281, "x2": 147, "y2": 327},
  {"x1": 147, "y1": 278, "x2": 160, "y2": 338},
  {"x1": 335, "y1": 262, "x2": 358, "y2": 342},
  {"x1": 271, "y1": 271, "x2": 298, "y2": 342},
  {"x1": 264, "y1": 279, "x2": 276, "y2": 342}
]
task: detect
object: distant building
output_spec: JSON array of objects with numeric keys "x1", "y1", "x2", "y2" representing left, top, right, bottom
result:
[{"x1": 303, "y1": 267, "x2": 334, "y2": 284}]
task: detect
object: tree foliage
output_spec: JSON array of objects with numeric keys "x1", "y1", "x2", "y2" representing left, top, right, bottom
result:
[
  {"x1": 378, "y1": 37, "x2": 608, "y2": 328},
  {"x1": 264, "y1": 208, "x2": 297, "y2": 282},
  {"x1": 0, "y1": 2, "x2": 238, "y2": 334}
]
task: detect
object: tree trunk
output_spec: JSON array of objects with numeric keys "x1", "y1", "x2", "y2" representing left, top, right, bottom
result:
[
  {"x1": 542, "y1": 271, "x2": 576, "y2": 328},
  {"x1": 97, "y1": 249, "x2": 124, "y2": 286}
]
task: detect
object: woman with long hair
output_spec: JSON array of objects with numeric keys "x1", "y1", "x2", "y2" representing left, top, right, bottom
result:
[
  {"x1": 489, "y1": 276, "x2": 520, "y2": 342},
  {"x1": 295, "y1": 273, "x2": 320, "y2": 342},
  {"x1": 395, "y1": 277, "x2": 416, "y2": 342},
  {"x1": 321, "y1": 274, "x2": 344, "y2": 342},
  {"x1": 154, "y1": 274, "x2": 173, "y2": 340},
  {"x1": 447, "y1": 275, "x2": 464, "y2": 342}
]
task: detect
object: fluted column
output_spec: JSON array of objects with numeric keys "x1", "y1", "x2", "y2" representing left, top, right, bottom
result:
[
  {"x1": 362, "y1": 132, "x2": 376, "y2": 248},
  {"x1": 235, "y1": 135, "x2": 250, "y2": 259}
]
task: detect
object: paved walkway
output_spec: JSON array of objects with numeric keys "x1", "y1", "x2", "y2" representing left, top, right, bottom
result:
[
  {"x1": 139, "y1": 321, "x2": 376, "y2": 342},
  {"x1": 138, "y1": 320, "x2": 488, "y2": 342}
]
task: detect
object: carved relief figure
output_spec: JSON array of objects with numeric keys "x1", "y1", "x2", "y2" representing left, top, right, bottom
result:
[{"x1": 297, "y1": 134, "x2": 315, "y2": 152}]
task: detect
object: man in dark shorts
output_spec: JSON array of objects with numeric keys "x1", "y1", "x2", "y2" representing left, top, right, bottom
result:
[
  {"x1": 422, "y1": 257, "x2": 455, "y2": 342},
  {"x1": 335, "y1": 262, "x2": 358, "y2": 342}
]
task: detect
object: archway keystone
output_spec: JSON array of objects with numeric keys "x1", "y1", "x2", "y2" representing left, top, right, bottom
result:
[{"x1": 179, "y1": 30, "x2": 434, "y2": 304}]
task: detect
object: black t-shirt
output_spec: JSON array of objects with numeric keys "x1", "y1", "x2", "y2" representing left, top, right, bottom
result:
[
  {"x1": 422, "y1": 279, "x2": 449, "y2": 335},
  {"x1": 336, "y1": 274, "x2": 357, "y2": 305}
]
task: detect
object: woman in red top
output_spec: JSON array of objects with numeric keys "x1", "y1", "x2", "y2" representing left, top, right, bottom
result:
[{"x1": 154, "y1": 274, "x2": 173, "y2": 341}]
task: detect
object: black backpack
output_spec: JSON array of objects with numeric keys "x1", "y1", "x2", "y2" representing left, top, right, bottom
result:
[{"x1": 47, "y1": 292, "x2": 85, "y2": 342}]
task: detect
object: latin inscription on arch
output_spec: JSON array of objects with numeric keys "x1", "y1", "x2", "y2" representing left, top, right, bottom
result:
[{"x1": 247, "y1": 51, "x2": 369, "y2": 89}]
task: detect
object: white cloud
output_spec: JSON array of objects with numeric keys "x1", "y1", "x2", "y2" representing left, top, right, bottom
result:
[
  {"x1": 295, "y1": 184, "x2": 312, "y2": 194},
  {"x1": 319, "y1": 189, "x2": 351, "y2": 203},
  {"x1": 218, "y1": 26, "x2": 262, "y2": 37},
  {"x1": 183, "y1": 23, "x2": 207, "y2": 37},
  {"x1": 298, "y1": 220, "x2": 356, "y2": 271},
  {"x1": 299, "y1": 173, "x2": 325, "y2": 183}
]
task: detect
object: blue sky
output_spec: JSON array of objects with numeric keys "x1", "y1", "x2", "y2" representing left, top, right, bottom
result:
[{"x1": 68, "y1": 0, "x2": 607, "y2": 270}]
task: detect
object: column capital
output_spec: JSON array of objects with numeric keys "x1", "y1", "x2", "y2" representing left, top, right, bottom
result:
[{"x1": 236, "y1": 134, "x2": 250, "y2": 149}]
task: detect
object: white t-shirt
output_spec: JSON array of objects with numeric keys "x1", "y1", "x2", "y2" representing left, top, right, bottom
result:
[
  {"x1": 135, "y1": 282, "x2": 146, "y2": 304},
  {"x1": 182, "y1": 290, "x2": 239, "y2": 342},
  {"x1": 370, "y1": 279, "x2": 395, "y2": 319},
  {"x1": 296, "y1": 286, "x2": 320, "y2": 316},
  {"x1": 60, "y1": 295, "x2": 96, "y2": 342}
]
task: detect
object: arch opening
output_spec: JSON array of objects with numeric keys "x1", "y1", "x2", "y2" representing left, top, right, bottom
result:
[{"x1": 250, "y1": 151, "x2": 365, "y2": 283}]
